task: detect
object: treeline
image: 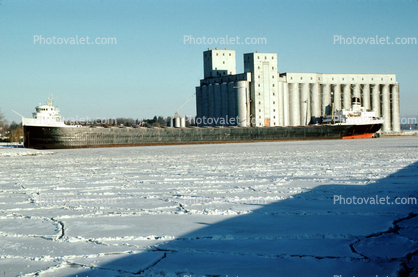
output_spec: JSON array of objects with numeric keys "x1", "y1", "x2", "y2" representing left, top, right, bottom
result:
[
  {"x1": 64, "y1": 116, "x2": 195, "y2": 128},
  {"x1": 141, "y1": 116, "x2": 170, "y2": 127},
  {"x1": 0, "y1": 109, "x2": 23, "y2": 143},
  {"x1": 114, "y1": 116, "x2": 193, "y2": 128},
  {"x1": 138, "y1": 116, "x2": 194, "y2": 127}
]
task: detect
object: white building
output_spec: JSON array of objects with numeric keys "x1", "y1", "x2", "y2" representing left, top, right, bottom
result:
[{"x1": 196, "y1": 48, "x2": 400, "y2": 132}]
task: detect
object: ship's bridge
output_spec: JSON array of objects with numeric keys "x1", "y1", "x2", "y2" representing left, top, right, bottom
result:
[
  {"x1": 22, "y1": 94, "x2": 68, "y2": 127},
  {"x1": 35, "y1": 105, "x2": 54, "y2": 113},
  {"x1": 34, "y1": 104, "x2": 57, "y2": 115},
  {"x1": 32, "y1": 104, "x2": 62, "y2": 121}
]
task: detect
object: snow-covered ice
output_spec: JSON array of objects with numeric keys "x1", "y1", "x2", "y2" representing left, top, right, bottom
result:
[
  {"x1": 1, "y1": 137, "x2": 417, "y2": 276},
  {"x1": 0, "y1": 148, "x2": 55, "y2": 157}
]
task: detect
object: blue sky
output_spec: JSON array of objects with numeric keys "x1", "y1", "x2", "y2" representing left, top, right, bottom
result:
[{"x1": 1, "y1": 0, "x2": 417, "y2": 123}]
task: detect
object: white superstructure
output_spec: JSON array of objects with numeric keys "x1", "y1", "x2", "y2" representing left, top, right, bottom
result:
[
  {"x1": 322, "y1": 97, "x2": 384, "y2": 125},
  {"x1": 22, "y1": 95, "x2": 68, "y2": 127}
]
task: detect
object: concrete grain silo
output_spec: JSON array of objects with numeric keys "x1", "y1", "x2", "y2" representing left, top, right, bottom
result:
[{"x1": 195, "y1": 49, "x2": 400, "y2": 133}]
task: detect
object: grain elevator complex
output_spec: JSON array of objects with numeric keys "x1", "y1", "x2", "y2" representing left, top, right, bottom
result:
[{"x1": 195, "y1": 48, "x2": 400, "y2": 133}]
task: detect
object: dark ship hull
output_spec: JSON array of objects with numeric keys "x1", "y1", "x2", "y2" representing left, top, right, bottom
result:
[{"x1": 23, "y1": 124, "x2": 382, "y2": 149}]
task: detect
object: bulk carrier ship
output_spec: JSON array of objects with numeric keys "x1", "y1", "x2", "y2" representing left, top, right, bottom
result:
[
  {"x1": 16, "y1": 48, "x2": 404, "y2": 148},
  {"x1": 20, "y1": 95, "x2": 383, "y2": 149}
]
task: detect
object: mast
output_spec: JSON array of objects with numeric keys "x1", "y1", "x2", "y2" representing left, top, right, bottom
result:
[{"x1": 47, "y1": 93, "x2": 55, "y2": 107}]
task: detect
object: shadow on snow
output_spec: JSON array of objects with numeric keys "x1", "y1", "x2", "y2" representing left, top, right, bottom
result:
[{"x1": 72, "y1": 160, "x2": 418, "y2": 277}]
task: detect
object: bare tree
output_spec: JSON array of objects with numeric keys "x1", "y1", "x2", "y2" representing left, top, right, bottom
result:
[
  {"x1": 0, "y1": 108, "x2": 7, "y2": 140},
  {"x1": 0, "y1": 108, "x2": 7, "y2": 127},
  {"x1": 10, "y1": 127, "x2": 23, "y2": 145}
]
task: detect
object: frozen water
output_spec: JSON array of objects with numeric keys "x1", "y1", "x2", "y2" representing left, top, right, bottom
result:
[{"x1": 0, "y1": 137, "x2": 417, "y2": 276}]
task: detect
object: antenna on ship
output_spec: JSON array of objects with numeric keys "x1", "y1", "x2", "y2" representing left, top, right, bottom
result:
[{"x1": 47, "y1": 93, "x2": 55, "y2": 106}]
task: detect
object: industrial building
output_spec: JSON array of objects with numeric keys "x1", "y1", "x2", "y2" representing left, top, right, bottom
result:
[{"x1": 195, "y1": 48, "x2": 400, "y2": 133}]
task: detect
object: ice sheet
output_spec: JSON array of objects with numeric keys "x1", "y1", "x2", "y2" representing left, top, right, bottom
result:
[{"x1": 1, "y1": 137, "x2": 417, "y2": 276}]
